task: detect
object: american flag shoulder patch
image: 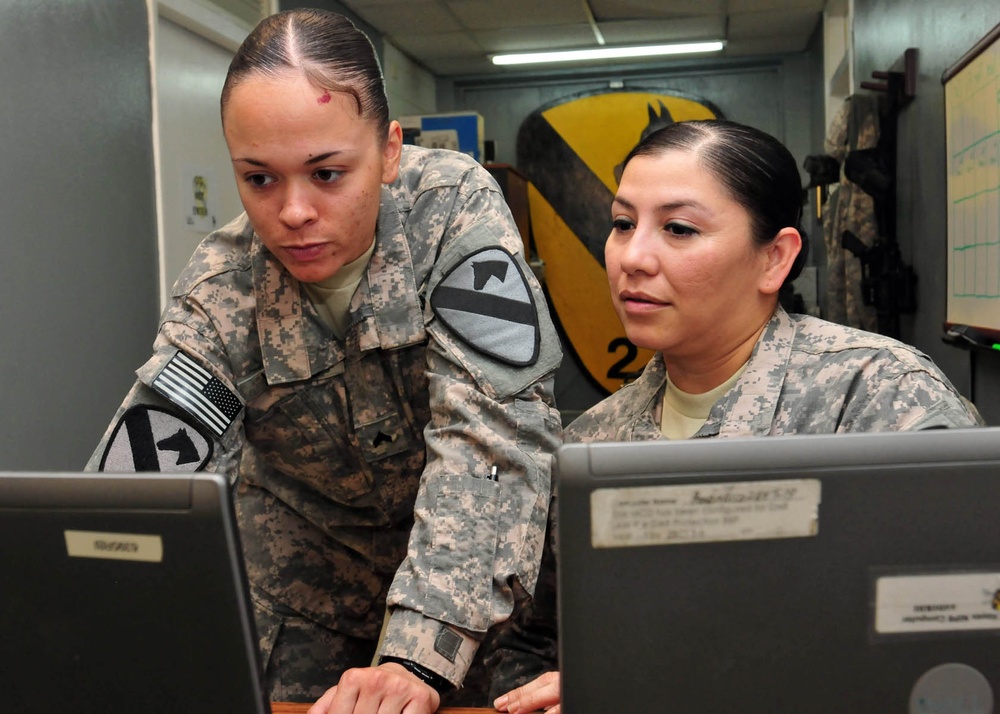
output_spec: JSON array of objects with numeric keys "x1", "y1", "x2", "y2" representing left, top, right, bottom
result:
[{"x1": 151, "y1": 351, "x2": 242, "y2": 438}]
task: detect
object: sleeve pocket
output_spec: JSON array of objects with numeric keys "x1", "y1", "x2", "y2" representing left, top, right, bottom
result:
[{"x1": 422, "y1": 473, "x2": 501, "y2": 633}]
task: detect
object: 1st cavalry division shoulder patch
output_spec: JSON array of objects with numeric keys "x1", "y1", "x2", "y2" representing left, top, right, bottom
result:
[
  {"x1": 430, "y1": 247, "x2": 540, "y2": 366},
  {"x1": 99, "y1": 405, "x2": 213, "y2": 472}
]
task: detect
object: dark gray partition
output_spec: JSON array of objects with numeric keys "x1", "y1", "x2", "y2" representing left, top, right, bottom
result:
[{"x1": 0, "y1": 0, "x2": 158, "y2": 469}]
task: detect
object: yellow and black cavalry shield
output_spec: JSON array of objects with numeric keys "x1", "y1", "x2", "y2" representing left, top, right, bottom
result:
[{"x1": 516, "y1": 89, "x2": 720, "y2": 394}]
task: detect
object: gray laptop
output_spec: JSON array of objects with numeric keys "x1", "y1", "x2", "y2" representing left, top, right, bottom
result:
[
  {"x1": 0, "y1": 471, "x2": 269, "y2": 714},
  {"x1": 557, "y1": 428, "x2": 1000, "y2": 713}
]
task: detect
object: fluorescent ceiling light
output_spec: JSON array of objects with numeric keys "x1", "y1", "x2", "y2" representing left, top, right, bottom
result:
[{"x1": 491, "y1": 41, "x2": 725, "y2": 66}]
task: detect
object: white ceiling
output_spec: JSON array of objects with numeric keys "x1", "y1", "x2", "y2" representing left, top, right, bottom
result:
[{"x1": 338, "y1": 0, "x2": 826, "y2": 76}]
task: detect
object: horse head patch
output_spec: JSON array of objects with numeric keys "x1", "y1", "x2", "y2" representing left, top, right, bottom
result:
[{"x1": 430, "y1": 247, "x2": 540, "y2": 366}]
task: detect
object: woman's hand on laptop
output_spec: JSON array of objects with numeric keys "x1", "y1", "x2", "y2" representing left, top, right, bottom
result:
[
  {"x1": 493, "y1": 670, "x2": 561, "y2": 713},
  {"x1": 307, "y1": 662, "x2": 440, "y2": 714}
]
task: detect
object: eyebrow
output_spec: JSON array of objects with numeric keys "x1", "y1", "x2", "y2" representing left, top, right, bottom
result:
[
  {"x1": 612, "y1": 195, "x2": 708, "y2": 213},
  {"x1": 612, "y1": 196, "x2": 637, "y2": 211},
  {"x1": 304, "y1": 151, "x2": 341, "y2": 166},
  {"x1": 232, "y1": 150, "x2": 343, "y2": 167}
]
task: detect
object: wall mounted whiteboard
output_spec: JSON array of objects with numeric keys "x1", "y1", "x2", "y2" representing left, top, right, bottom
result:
[{"x1": 944, "y1": 23, "x2": 1000, "y2": 336}]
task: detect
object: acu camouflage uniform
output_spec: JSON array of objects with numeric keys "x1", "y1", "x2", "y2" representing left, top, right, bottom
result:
[
  {"x1": 824, "y1": 94, "x2": 880, "y2": 332},
  {"x1": 486, "y1": 305, "x2": 982, "y2": 696},
  {"x1": 87, "y1": 145, "x2": 563, "y2": 703}
]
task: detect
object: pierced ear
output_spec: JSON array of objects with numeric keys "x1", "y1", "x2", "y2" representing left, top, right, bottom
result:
[
  {"x1": 381, "y1": 120, "x2": 404, "y2": 184},
  {"x1": 759, "y1": 228, "x2": 802, "y2": 295}
]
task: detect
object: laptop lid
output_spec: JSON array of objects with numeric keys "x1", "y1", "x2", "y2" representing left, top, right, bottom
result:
[
  {"x1": 0, "y1": 471, "x2": 269, "y2": 714},
  {"x1": 557, "y1": 428, "x2": 1000, "y2": 713}
]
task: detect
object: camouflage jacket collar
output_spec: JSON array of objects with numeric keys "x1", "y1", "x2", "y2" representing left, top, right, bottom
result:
[
  {"x1": 351, "y1": 188, "x2": 426, "y2": 353},
  {"x1": 701, "y1": 306, "x2": 793, "y2": 437},
  {"x1": 603, "y1": 356, "x2": 666, "y2": 441},
  {"x1": 249, "y1": 187, "x2": 426, "y2": 385},
  {"x1": 618, "y1": 306, "x2": 792, "y2": 440},
  {"x1": 251, "y1": 238, "x2": 313, "y2": 384}
]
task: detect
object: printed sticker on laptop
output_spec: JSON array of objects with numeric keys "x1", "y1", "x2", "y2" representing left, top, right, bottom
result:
[
  {"x1": 65, "y1": 530, "x2": 164, "y2": 563},
  {"x1": 874, "y1": 572, "x2": 1000, "y2": 634},
  {"x1": 590, "y1": 479, "x2": 821, "y2": 548}
]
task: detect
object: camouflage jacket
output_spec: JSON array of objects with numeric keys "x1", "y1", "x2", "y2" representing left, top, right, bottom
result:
[
  {"x1": 487, "y1": 305, "x2": 981, "y2": 695},
  {"x1": 571, "y1": 305, "x2": 981, "y2": 439},
  {"x1": 87, "y1": 145, "x2": 564, "y2": 687}
]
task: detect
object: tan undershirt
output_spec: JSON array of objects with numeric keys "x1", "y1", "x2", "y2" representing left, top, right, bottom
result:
[
  {"x1": 302, "y1": 238, "x2": 376, "y2": 339},
  {"x1": 660, "y1": 362, "x2": 748, "y2": 439}
]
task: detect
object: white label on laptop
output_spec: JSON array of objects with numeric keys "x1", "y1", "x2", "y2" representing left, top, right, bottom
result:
[
  {"x1": 590, "y1": 479, "x2": 820, "y2": 548},
  {"x1": 875, "y1": 572, "x2": 1000, "y2": 634},
  {"x1": 64, "y1": 530, "x2": 164, "y2": 563}
]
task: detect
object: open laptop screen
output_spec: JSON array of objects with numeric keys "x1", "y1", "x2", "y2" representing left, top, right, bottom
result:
[
  {"x1": 0, "y1": 472, "x2": 269, "y2": 714},
  {"x1": 557, "y1": 427, "x2": 1000, "y2": 713}
]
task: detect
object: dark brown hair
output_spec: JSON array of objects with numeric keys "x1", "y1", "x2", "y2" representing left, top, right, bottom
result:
[
  {"x1": 622, "y1": 119, "x2": 809, "y2": 285},
  {"x1": 221, "y1": 9, "x2": 389, "y2": 138}
]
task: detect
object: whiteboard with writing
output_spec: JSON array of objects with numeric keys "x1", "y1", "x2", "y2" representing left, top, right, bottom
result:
[{"x1": 945, "y1": 24, "x2": 1000, "y2": 333}]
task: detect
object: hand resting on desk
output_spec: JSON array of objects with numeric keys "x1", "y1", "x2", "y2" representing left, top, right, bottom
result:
[
  {"x1": 307, "y1": 661, "x2": 440, "y2": 714},
  {"x1": 274, "y1": 704, "x2": 498, "y2": 714},
  {"x1": 493, "y1": 671, "x2": 560, "y2": 714}
]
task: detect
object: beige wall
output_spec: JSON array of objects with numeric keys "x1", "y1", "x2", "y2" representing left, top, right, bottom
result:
[
  {"x1": 153, "y1": 15, "x2": 246, "y2": 305},
  {"x1": 384, "y1": 41, "x2": 438, "y2": 119}
]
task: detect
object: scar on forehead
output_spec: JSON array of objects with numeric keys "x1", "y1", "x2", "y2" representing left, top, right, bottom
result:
[{"x1": 317, "y1": 91, "x2": 331, "y2": 104}]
